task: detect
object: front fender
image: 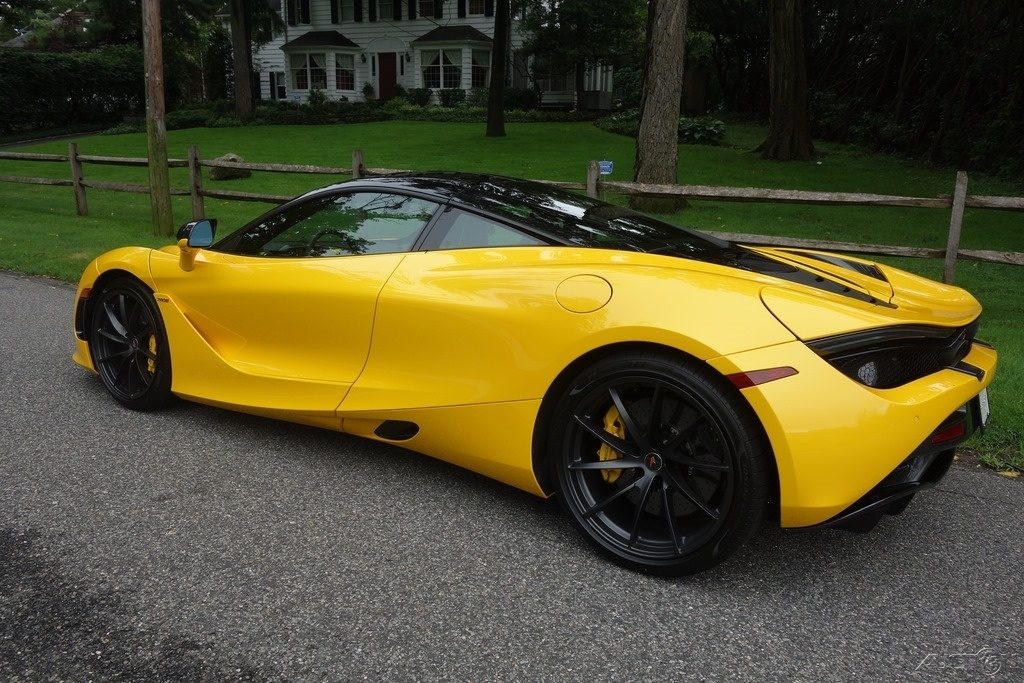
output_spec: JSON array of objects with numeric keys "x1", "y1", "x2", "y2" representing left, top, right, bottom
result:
[{"x1": 72, "y1": 246, "x2": 158, "y2": 372}]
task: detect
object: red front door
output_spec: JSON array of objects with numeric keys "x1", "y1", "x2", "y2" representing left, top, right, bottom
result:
[{"x1": 378, "y1": 53, "x2": 397, "y2": 101}]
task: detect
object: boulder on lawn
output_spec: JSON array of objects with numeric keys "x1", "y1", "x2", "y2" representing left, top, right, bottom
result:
[{"x1": 208, "y1": 153, "x2": 252, "y2": 181}]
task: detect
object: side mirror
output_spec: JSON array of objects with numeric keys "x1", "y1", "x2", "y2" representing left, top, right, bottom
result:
[
  {"x1": 177, "y1": 218, "x2": 217, "y2": 248},
  {"x1": 177, "y1": 219, "x2": 217, "y2": 271}
]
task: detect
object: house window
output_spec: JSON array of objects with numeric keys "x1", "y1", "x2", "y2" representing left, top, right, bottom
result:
[
  {"x1": 377, "y1": 0, "x2": 393, "y2": 19},
  {"x1": 468, "y1": 0, "x2": 486, "y2": 15},
  {"x1": 269, "y1": 71, "x2": 287, "y2": 99},
  {"x1": 471, "y1": 50, "x2": 490, "y2": 88},
  {"x1": 287, "y1": 0, "x2": 311, "y2": 25},
  {"x1": 336, "y1": 54, "x2": 355, "y2": 90},
  {"x1": 339, "y1": 0, "x2": 355, "y2": 20},
  {"x1": 418, "y1": 0, "x2": 435, "y2": 17},
  {"x1": 290, "y1": 53, "x2": 326, "y2": 90},
  {"x1": 421, "y1": 49, "x2": 462, "y2": 89}
]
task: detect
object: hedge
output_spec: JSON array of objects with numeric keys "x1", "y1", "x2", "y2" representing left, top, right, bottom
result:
[{"x1": 0, "y1": 46, "x2": 143, "y2": 132}]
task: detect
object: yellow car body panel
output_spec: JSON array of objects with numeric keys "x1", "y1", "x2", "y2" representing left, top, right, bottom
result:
[
  {"x1": 72, "y1": 238, "x2": 995, "y2": 527},
  {"x1": 707, "y1": 340, "x2": 996, "y2": 526}
]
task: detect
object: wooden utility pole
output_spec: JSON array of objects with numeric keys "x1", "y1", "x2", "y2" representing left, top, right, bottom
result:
[{"x1": 142, "y1": 0, "x2": 174, "y2": 236}]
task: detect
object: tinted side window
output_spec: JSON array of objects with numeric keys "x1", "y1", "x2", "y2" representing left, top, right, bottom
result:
[
  {"x1": 432, "y1": 208, "x2": 544, "y2": 250},
  {"x1": 222, "y1": 192, "x2": 439, "y2": 257}
]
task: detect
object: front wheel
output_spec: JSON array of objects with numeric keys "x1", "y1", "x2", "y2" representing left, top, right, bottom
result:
[
  {"x1": 89, "y1": 277, "x2": 173, "y2": 411},
  {"x1": 549, "y1": 351, "x2": 771, "y2": 576}
]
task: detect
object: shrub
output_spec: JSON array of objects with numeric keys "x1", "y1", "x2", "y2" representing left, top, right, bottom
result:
[
  {"x1": 595, "y1": 110, "x2": 726, "y2": 146},
  {"x1": 406, "y1": 87, "x2": 432, "y2": 106},
  {"x1": 503, "y1": 87, "x2": 540, "y2": 110},
  {"x1": 393, "y1": 83, "x2": 408, "y2": 99},
  {"x1": 594, "y1": 108, "x2": 641, "y2": 137},
  {"x1": 677, "y1": 116, "x2": 725, "y2": 145},
  {"x1": 0, "y1": 46, "x2": 143, "y2": 132},
  {"x1": 166, "y1": 109, "x2": 215, "y2": 130},
  {"x1": 466, "y1": 87, "x2": 489, "y2": 107},
  {"x1": 381, "y1": 96, "x2": 411, "y2": 112},
  {"x1": 437, "y1": 88, "x2": 466, "y2": 107},
  {"x1": 362, "y1": 81, "x2": 376, "y2": 100},
  {"x1": 307, "y1": 87, "x2": 330, "y2": 112}
]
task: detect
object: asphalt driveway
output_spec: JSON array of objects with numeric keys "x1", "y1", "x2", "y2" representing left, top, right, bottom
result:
[{"x1": 1, "y1": 270, "x2": 1021, "y2": 681}]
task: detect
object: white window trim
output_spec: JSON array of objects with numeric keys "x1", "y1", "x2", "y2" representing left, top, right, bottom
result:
[
  {"x1": 417, "y1": 43, "x2": 489, "y2": 90},
  {"x1": 334, "y1": 52, "x2": 358, "y2": 93},
  {"x1": 289, "y1": 51, "x2": 328, "y2": 92}
]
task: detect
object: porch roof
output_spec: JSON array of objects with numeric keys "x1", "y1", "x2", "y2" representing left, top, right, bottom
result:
[
  {"x1": 282, "y1": 30, "x2": 360, "y2": 50},
  {"x1": 411, "y1": 26, "x2": 492, "y2": 44}
]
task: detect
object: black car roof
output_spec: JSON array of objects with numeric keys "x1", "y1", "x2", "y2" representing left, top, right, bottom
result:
[{"x1": 315, "y1": 172, "x2": 561, "y2": 204}]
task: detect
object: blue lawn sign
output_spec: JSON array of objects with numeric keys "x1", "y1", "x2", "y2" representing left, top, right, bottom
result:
[{"x1": 599, "y1": 160, "x2": 614, "y2": 175}]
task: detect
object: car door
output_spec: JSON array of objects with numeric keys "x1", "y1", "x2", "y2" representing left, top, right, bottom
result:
[
  {"x1": 149, "y1": 189, "x2": 442, "y2": 415},
  {"x1": 342, "y1": 205, "x2": 567, "y2": 413}
]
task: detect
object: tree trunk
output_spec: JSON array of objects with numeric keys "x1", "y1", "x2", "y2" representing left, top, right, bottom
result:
[
  {"x1": 230, "y1": 0, "x2": 254, "y2": 120},
  {"x1": 632, "y1": 0, "x2": 688, "y2": 212},
  {"x1": 486, "y1": 0, "x2": 510, "y2": 137},
  {"x1": 758, "y1": 0, "x2": 814, "y2": 160}
]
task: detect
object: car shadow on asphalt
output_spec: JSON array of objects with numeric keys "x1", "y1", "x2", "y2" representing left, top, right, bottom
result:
[{"x1": 67, "y1": 370, "x2": 994, "y2": 586}]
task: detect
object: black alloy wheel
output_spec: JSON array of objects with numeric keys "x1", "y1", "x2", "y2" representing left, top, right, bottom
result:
[
  {"x1": 551, "y1": 351, "x2": 770, "y2": 576},
  {"x1": 89, "y1": 277, "x2": 173, "y2": 411}
]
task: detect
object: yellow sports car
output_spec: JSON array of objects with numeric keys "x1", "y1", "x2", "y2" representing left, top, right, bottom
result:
[{"x1": 71, "y1": 174, "x2": 996, "y2": 575}]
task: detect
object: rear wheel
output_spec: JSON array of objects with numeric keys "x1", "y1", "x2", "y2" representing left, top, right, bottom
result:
[
  {"x1": 89, "y1": 277, "x2": 173, "y2": 411},
  {"x1": 549, "y1": 351, "x2": 770, "y2": 576}
]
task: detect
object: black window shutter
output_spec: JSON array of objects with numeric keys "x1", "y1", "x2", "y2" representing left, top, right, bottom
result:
[
  {"x1": 354, "y1": 0, "x2": 363, "y2": 20},
  {"x1": 300, "y1": 0, "x2": 310, "y2": 22},
  {"x1": 369, "y1": 0, "x2": 377, "y2": 20},
  {"x1": 408, "y1": 0, "x2": 416, "y2": 18},
  {"x1": 434, "y1": 0, "x2": 443, "y2": 19},
  {"x1": 331, "y1": 0, "x2": 339, "y2": 23},
  {"x1": 394, "y1": 0, "x2": 402, "y2": 19},
  {"x1": 287, "y1": 0, "x2": 297, "y2": 25},
  {"x1": 484, "y1": 0, "x2": 493, "y2": 17},
  {"x1": 457, "y1": 0, "x2": 466, "y2": 17}
]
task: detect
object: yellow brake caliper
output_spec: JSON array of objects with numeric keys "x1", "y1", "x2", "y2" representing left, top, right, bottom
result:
[
  {"x1": 598, "y1": 405, "x2": 626, "y2": 484},
  {"x1": 147, "y1": 334, "x2": 157, "y2": 374}
]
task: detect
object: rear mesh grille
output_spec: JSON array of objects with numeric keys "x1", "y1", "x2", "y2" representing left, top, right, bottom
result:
[{"x1": 809, "y1": 321, "x2": 979, "y2": 389}]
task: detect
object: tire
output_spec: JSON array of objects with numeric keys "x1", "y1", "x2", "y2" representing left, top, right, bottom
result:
[
  {"x1": 88, "y1": 276, "x2": 174, "y2": 411},
  {"x1": 548, "y1": 350, "x2": 770, "y2": 576}
]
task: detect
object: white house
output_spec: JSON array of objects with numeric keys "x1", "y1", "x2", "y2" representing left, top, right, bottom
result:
[{"x1": 248, "y1": 0, "x2": 613, "y2": 107}]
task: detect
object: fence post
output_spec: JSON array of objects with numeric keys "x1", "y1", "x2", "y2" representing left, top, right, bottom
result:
[
  {"x1": 586, "y1": 160, "x2": 600, "y2": 198},
  {"x1": 68, "y1": 142, "x2": 88, "y2": 216},
  {"x1": 943, "y1": 171, "x2": 969, "y2": 284},
  {"x1": 188, "y1": 144, "x2": 205, "y2": 220},
  {"x1": 352, "y1": 149, "x2": 364, "y2": 179}
]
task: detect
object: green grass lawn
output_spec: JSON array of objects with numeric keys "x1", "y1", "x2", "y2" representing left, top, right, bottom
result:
[{"x1": 0, "y1": 120, "x2": 1021, "y2": 469}]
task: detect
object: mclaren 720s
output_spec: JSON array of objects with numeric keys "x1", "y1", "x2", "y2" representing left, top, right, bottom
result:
[{"x1": 72, "y1": 173, "x2": 996, "y2": 575}]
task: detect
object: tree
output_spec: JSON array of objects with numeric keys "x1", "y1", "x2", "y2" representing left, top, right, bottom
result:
[
  {"x1": 521, "y1": 0, "x2": 644, "y2": 109},
  {"x1": 486, "y1": 0, "x2": 510, "y2": 137},
  {"x1": 229, "y1": 0, "x2": 254, "y2": 120},
  {"x1": 632, "y1": 0, "x2": 688, "y2": 212},
  {"x1": 758, "y1": 0, "x2": 814, "y2": 160}
]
